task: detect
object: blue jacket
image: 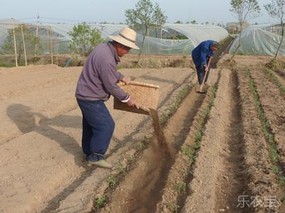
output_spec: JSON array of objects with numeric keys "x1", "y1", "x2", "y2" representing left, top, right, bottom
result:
[{"x1": 191, "y1": 40, "x2": 216, "y2": 67}]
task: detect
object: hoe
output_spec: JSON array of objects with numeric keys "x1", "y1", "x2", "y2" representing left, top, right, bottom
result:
[
  {"x1": 196, "y1": 67, "x2": 210, "y2": 94},
  {"x1": 197, "y1": 57, "x2": 212, "y2": 94}
]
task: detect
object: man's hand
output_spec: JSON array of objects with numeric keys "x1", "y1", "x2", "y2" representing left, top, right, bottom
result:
[
  {"x1": 121, "y1": 76, "x2": 131, "y2": 85},
  {"x1": 127, "y1": 96, "x2": 139, "y2": 109},
  {"x1": 204, "y1": 64, "x2": 209, "y2": 72}
]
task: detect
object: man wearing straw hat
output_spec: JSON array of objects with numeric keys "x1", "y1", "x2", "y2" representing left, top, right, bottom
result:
[{"x1": 76, "y1": 27, "x2": 139, "y2": 168}]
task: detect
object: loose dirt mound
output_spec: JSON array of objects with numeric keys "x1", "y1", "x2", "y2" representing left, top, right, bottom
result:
[{"x1": 0, "y1": 54, "x2": 285, "y2": 213}]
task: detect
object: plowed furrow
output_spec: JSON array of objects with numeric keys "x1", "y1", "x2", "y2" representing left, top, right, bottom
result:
[
  {"x1": 236, "y1": 66, "x2": 282, "y2": 212},
  {"x1": 251, "y1": 68, "x2": 285, "y2": 212},
  {"x1": 98, "y1": 83, "x2": 206, "y2": 213},
  {"x1": 175, "y1": 68, "x2": 248, "y2": 213},
  {"x1": 213, "y1": 69, "x2": 249, "y2": 212}
]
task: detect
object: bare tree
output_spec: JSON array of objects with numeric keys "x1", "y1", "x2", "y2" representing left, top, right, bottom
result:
[
  {"x1": 125, "y1": 0, "x2": 167, "y2": 63},
  {"x1": 230, "y1": 0, "x2": 260, "y2": 59},
  {"x1": 264, "y1": 0, "x2": 285, "y2": 60}
]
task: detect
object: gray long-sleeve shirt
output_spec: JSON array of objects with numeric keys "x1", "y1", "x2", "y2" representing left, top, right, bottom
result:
[{"x1": 75, "y1": 42, "x2": 129, "y2": 102}]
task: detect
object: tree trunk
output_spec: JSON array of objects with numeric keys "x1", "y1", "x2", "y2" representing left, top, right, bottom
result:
[
  {"x1": 137, "y1": 26, "x2": 148, "y2": 65},
  {"x1": 273, "y1": 21, "x2": 284, "y2": 60},
  {"x1": 13, "y1": 27, "x2": 18, "y2": 67},
  {"x1": 21, "y1": 25, "x2": 28, "y2": 66},
  {"x1": 48, "y1": 26, "x2": 53, "y2": 64}
]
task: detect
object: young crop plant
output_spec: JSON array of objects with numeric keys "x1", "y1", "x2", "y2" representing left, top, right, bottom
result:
[
  {"x1": 106, "y1": 175, "x2": 118, "y2": 188},
  {"x1": 180, "y1": 81, "x2": 218, "y2": 164},
  {"x1": 181, "y1": 145, "x2": 195, "y2": 162},
  {"x1": 172, "y1": 81, "x2": 219, "y2": 213},
  {"x1": 263, "y1": 68, "x2": 285, "y2": 94},
  {"x1": 245, "y1": 68, "x2": 285, "y2": 182},
  {"x1": 159, "y1": 71, "x2": 196, "y2": 125},
  {"x1": 136, "y1": 140, "x2": 147, "y2": 151},
  {"x1": 166, "y1": 203, "x2": 179, "y2": 213},
  {"x1": 159, "y1": 83, "x2": 193, "y2": 125},
  {"x1": 175, "y1": 182, "x2": 187, "y2": 194},
  {"x1": 95, "y1": 195, "x2": 107, "y2": 208},
  {"x1": 194, "y1": 84, "x2": 218, "y2": 144}
]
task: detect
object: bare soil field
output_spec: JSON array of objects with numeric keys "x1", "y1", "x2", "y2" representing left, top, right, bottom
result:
[{"x1": 0, "y1": 54, "x2": 285, "y2": 213}]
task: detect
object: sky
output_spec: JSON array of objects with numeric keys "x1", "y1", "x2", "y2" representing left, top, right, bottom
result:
[{"x1": 0, "y1": 0, "x2": 277, "y2": 25}]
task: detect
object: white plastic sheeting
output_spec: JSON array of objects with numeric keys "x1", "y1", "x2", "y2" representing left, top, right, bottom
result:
[
  {"x1": 229, "y1": 23, "x2": 285, "y2": 56},
  {"x1": 0, "y1": 19, "x2": 21, "y2": 47},
  {"x1": 0, "y1": 20, "x2": 228, "y2": 55},
  {"x1": 114, "y1": 24, "x2": 228, "y2": 55},
  {"x1": 164, "y1": 24, "x2": 228, "y2": 47},
  {"x1": 134, "y1": 34, "x2": 195, "y2": 55}
]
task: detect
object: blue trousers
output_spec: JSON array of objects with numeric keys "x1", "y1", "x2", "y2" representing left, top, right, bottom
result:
[
  {"x1": 195, "y1": 65, "x2": 209, "y2": 85},
  {"x1": 76, "y1": 99, "x2": 115, "y2": 159}
]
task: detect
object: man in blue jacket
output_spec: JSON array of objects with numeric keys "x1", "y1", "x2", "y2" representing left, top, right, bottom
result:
[{"x1": 191, "y1": 40, "x2": 219, "y2": 89}]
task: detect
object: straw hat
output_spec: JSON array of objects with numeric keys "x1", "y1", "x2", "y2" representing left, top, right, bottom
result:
[{"x1": 109, "y1": 27, "x2": 139, "y2": 50}]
